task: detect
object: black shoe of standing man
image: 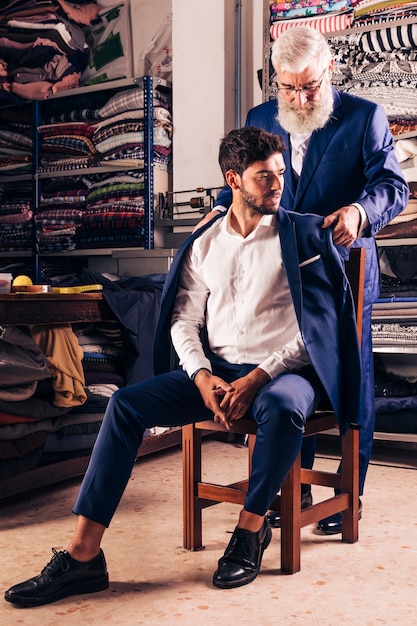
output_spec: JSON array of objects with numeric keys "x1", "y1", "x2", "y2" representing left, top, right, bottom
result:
[
  {"x1": 266, "y1": 490, "x2": 313, "y2": 529},
  {"x1": 316, "y1": 499, "x2": 363, "y2": 535}
]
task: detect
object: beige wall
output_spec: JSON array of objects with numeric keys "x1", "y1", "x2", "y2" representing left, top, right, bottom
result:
[{"x1": 129, "y1": 0, "x2": 265, "y2": 193}]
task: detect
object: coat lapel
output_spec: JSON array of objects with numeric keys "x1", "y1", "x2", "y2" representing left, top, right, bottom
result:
[{"x1": 277, "y1": 209, "x2": 303, "y2": 323}]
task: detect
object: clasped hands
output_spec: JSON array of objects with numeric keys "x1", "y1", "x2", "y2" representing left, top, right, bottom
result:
[{"x1": 193, "y1": 367, "x2": 271, "y2": 430}]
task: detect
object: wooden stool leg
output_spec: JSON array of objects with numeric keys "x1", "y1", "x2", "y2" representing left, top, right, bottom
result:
[
  {"x1": 341, "y1": 427, "x2": 359, "y2": 543},
  {"x1": 182, "y1": 423, "x2": 204, "y2": 550},
  {"x1": 280, "y1": 451, "x2": 302, "y2": 574}
]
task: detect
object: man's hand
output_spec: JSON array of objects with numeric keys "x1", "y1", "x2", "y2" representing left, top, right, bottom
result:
[
  {"x1": 193, "y1": 369, "x2": 234, "y2": 428},
  {"x1": 213, "y1": 367, "x2": 271, "y2": 427},
  {"x1": 193, "y1": 367, "x2": 271, "y2": 430},
  {"x1": 322, "y1": 205, "x2": 361, "y2": 247}
]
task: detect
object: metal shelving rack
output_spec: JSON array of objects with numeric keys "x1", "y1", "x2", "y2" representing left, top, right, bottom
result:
[{"x1": 0, "y1": 76, "x2": 171, "y2": 281}]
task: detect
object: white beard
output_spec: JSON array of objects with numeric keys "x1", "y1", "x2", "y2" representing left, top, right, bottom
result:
[{"x1": 277, "y1": 80, "x2": 334, "y2": 135}]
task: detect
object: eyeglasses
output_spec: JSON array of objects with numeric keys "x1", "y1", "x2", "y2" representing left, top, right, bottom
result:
[{"x1": 276, "y1": 69, "x2": 327, "y2": 98}]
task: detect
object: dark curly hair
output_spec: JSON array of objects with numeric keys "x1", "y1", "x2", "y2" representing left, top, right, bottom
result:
[{"x1": 218, "y1": 126, "x2": 286, "y2": 177}]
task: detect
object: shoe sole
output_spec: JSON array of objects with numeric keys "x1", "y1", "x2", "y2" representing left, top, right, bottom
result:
[
  {"x1": 213, "y1": 527, "x2": 272, "y2": 589},
  {"x1": 4, "y1": 576, "x2": 109, "y2": 608}
]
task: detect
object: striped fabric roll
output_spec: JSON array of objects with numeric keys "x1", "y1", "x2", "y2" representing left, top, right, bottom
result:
[
  {"x1": 360, "y1": 23, "x2": 417, "y2": 51},
  {"x1": 270, "y1": 11, "x2": 354, "y2": 38}
]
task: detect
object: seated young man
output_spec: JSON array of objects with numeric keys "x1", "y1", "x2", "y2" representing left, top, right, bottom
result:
[{"x1": 5, "y1": 126, "x2": 362, "y2": 607}]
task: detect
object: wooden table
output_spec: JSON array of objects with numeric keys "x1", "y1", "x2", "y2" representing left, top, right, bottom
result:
[{"x1": 0, "y1": 292, "x2": 113, "y2": 326}]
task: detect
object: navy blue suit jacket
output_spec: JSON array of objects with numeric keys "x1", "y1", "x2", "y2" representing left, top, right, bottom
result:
[
  {"x1": 154, "y1": 208, "x2": 362, "y2": 433},
  {"x1": 216, "y1": 89, "x2": 409, "y2": 305}
]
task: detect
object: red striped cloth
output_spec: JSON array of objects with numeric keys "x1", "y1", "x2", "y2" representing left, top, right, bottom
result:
[{"x1": 270, "y1": 12, "x2": 354, "y2": 39}]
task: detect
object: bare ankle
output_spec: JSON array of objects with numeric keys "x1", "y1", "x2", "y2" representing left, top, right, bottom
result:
[
  {"x1": 66, "y1": 542, "x2": 100, "y2": 562},
  {"x1": 238, "y1": 509, "x2": 265, "y2": 533}
]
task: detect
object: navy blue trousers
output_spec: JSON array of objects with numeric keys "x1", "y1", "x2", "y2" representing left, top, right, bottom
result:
[
  {"x1": 73, "y1": 361, "x2": 321, "y2": 528},
  {"x1": 301, "y1": 300, "x2": 374, "y2": 496}
]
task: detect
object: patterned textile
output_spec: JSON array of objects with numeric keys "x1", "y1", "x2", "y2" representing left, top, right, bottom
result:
[
  {"x1": 35, "y1": 208, "x2": 84, "y2": 221},
  {"x1": 94, "y1": 127, "x2": 172, "y2": 155},
  {"x1": 43, "y1": 109, "x2": 100, "y2": 123},
  {"x1": 75, "y1": 229, "x2": 145, "y2": 249},
  {"x1": 41, "y1": 134, "x2": 97, "y2": 157},
  {"x1": 0, "y1": 122, "x2": 32, "y2": 174},
  {"x1": 327, "y1": 31, "x2": 417, "y2": 116},
  {"x1": 97, "y1": 88, "x2": 170, "y2": 119},
  {"x1": 82, "y1": 201, "x2": 145, "y2": 214},
  {"x1": 0, "y1": 180, "x2": 33, "y2": 251},
  {"x1": 38, "y1": 122, "x2": 97, "y2": 139},
  {"x1": 270, "y1": 0, "x2": 354, "y2": 19},
  {"x1": 270, "y1": 11, "x2": 354, "y2": 38},
  {"x1": 372, "y1": 322, "x2": 417, "y2": 345},
  {"x1": 82, "y1": 212, "x2": 144, "y2": 224},
  {"x1": 38, "y1": 156, "x2": 96, "y2": 172},
  {"x1": 92, "y1": 120, "x2": 145, "y2": 145},
  {"x1": 93, "y1": 107, "x2": 171, "y2": 130},
  {"x1": 360, "y1": 23, "x2": 417, "y2": 51},
  {"x1": 376, "y1": 219, "x2": 417, "y2": 237},
  {"x1": 0, "y1": 210, "x2": 32, "y2": 224},
  {"x1": 86, "y1": 182, "x2": 144, "y2": 205},
  {"x1": 0, "y1": 129, "x2": 32, "y2": 149},
  {"x1": 354, "y1": 0, "x2": 417, "y2": 18}
]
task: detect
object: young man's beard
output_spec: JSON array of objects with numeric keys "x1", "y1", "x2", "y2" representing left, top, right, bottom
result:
[
  {"x1": 239, "y1": 186, "x2": 279, "y2": 216},
  {"x1": 277, "y1": 78, "x2": 334, "y2": 135}
]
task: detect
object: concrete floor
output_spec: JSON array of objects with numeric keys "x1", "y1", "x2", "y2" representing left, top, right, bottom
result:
[{"x1": 0, "y1": 437, "x2": 416, "y2": 625}]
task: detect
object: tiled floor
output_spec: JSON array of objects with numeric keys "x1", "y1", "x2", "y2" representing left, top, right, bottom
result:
[{"x1": 1, "y1": 437, "x2": 416, "y2": 625}]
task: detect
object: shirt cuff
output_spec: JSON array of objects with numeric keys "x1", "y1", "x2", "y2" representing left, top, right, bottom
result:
[{"x1": 352, "y1": 202, "x2": 369, "y2": 236}]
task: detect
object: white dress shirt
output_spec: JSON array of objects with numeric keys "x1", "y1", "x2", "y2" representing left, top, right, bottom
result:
[
  {"x1": 290, "y1": 131, "x2": 311, "y2": 177},
  {"x1": 170, "y1": 211, "x2": 310, "y2": 380}
]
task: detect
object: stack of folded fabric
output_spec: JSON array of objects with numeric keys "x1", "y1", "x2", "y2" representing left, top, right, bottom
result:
[
  {"x1": 0, "y1": 108, "x2": 32, "y2": 174},
  {"x1": 76, "y1": 172, "x2": 146, "y2": 249},
  {"x1": 38, "y1": 119, "x2": 98, "y2": 172},
  {"x1": 0, "y1": 0, "x2": 99, "y2": 103},
  {"x1": 35, "y1": 176, "x2": 88, "y2": 253},
  {"x1": 94, "y1": 86, "x2": 173, "y2": 167},
  {"x1": 0, "y1": 179, "x2": 33, "y2": 253}
]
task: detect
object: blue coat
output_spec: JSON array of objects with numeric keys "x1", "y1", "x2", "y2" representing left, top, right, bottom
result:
[
  {"x1": 153, "y1": 207, "x2": 362, "y2": 433},
  {"x1": 216, "y1": 89, "x2": 409, "y2": 305}
]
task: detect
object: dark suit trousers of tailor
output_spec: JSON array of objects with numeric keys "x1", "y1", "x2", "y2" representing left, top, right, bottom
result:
[{"x1": 73, "y1": 360, "x2": 321, "y2": 527}]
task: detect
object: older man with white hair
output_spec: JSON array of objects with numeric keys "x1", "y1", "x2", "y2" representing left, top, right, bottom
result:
[{"x1": 209, "y1": 26, "x2": 409, "y2": 533}]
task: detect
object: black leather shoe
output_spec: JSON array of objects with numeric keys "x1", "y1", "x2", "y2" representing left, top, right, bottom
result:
[
  {"x1": 4, "y1": 548, "x2": 109, "y2": 607},
  {"x1": 267, "y1": 490, "x2": 313, "y2": 529},
  {"x1": 213, "y1": 518, "x2": 272, "y2": 589},
  {"x1": 316, "y1": 499, "x2": 363, "y2": 535}
]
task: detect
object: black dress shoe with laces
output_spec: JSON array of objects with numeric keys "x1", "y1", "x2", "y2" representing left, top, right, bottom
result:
[
  {"x1": 316, "y1": 499, "x2": 363, "y2": 535},
  {"x1": 267, "y1": 490, "x2": 313, "y2": 529},
  {"x1": 4, "y1": 548, "x2": 109, "y2": 607},
  {"x1": 213, "y1": 518, "x2": 272, "y2": 589}
]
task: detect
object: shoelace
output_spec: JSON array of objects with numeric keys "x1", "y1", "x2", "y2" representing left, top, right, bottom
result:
[
  {"x1": 227, "y1": 528, "x2": 258, "y2": 561},
  {"x1": 41, "y1": 548, "x2": 70, "y2": 578}
]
